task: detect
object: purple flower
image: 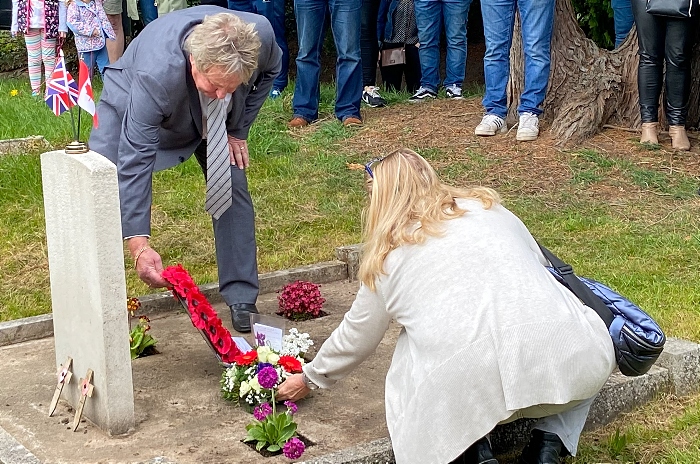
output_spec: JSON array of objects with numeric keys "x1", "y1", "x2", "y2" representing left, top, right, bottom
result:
[
  {"x1": 253, "y1": 403, "x2": 272, "y2": 421},
  {"x1": 282, "y1": 437, "x2": 305, "y2": 459},
  {"x1": 256, "y1": 332, "x2": 266, "y2": 346},
  {"x1": 284, "y1": 400, "x2": 298, "y2": 415},
  {"x1": 257, "y1": 366, "x2": 279, "y2": 389},
  {"x1": 256, "y1": 362, "x2": 273, "y2": 373}
]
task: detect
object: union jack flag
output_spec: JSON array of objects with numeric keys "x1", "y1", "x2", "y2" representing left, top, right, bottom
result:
[{"x1": 45, "y1": 51, "x2": 79, "y2": 116}]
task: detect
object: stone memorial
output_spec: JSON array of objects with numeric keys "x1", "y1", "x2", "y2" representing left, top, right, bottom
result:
[{"x1": 41, "y1": 149, "x2": 135, "y2": 435}]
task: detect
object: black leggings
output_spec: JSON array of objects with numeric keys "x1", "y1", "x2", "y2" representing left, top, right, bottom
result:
[
  {"x1": 379, "y1": 43, "x2": 422, "y2": 94},
  {"x1": 632, "y1": 0, "x2": 697, "y2": 125},
  {"x1": 361, "y1": 0, "x2": 381, "y2": 86}
]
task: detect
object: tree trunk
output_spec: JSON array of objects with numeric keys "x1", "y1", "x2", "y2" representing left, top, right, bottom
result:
[{"x1": 508, "y1": 0, "x2": 643, "y2": 144}]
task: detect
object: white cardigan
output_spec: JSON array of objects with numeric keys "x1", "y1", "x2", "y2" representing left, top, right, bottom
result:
[{"x1": 304, "y1": 199, "x2": 616, "y2": 464}]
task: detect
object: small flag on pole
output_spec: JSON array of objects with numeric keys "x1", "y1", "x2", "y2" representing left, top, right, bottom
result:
[
  {"x1": 77, "y1": 59, "x2": 98, "y2": 128},
  {"x1": 45, "y1": 51, "x2": 78, "y2": 116}
]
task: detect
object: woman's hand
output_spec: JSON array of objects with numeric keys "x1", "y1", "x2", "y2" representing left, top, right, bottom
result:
[{"x1": 276, "y1": 374, "x2": 311, "y2": 402}]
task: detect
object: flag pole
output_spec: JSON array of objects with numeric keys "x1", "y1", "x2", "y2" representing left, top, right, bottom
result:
[
  {"x1": 66, "y1": 53, "x2": 88, "y2": 154},
  {"x1": 77, "y1": 55, "x2": 83, "y2": 142},
  {"x1": 69, "y1": 106, "x2": 78, "y2": 141}
]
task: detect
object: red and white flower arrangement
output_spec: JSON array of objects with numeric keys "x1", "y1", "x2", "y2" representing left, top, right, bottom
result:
[
  {"x1": 162, "y1": 264, "x2": 242, "y2": 364},
  {"x1": 220, "y1": 328, "x2": 311, "y2": 407}
]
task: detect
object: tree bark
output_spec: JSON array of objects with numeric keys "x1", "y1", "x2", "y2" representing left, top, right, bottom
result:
[{"x1": 508, "y1": 0, "x2": 643, "y2": 144}]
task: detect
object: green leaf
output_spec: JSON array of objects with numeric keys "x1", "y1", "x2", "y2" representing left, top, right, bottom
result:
[
  {"x1": 279, "y1": 422, "x2": 297, "y2": 443},
  {"x1": 256, "y1": 440, "x2": 266, "y2": 451},
  {"x1": 267, "y1": 444, "x2": 281, "y2": 452}
]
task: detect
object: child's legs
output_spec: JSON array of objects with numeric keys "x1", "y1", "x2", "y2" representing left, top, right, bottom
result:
[
  {"x1": 95, "y1": 47, "x2": 110, "y2": 75},
  {"x1": 24, "y1": 29, "x2": 43, "y2": 92},
  {"x1": 81, "y1": 51, "x2": 97, "y2": 78},
  {"x1": 41, "y1": 32, "x2": 57, "y2": 85}
]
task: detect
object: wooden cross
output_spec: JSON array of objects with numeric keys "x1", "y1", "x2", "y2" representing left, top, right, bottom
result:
[
  {"x1": 72, "y1": 368, "x2": 94, "y2": 432},
  {"x1": 48, "y1": 357, "x2": 73, "y2": 417}
]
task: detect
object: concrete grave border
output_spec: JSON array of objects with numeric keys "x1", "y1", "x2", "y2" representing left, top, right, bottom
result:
[
  {"x1": 1, "y1": 244, "x2": 699, "y2": 464},
  {"x1": 0, "y1": 136, "x2": 51, "y2": 156}
]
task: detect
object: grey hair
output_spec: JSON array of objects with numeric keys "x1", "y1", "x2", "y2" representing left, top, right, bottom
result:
[{"x1": 184, "y1": 13, "x2": 261, "y2": 84}]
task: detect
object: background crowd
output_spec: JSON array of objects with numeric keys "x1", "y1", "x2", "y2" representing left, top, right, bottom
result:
[{"x1": 9, "y1": 0, "x2": 698, "y2": 147}]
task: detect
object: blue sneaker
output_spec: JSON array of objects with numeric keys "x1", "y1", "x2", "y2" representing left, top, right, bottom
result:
[{"x1": 269, "y1": 89, "x2": 282, "y2": 99}]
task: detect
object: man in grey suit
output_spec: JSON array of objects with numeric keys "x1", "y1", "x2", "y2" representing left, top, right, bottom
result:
[{"x1": 89, "y1": 6, "x2": 282, "y2": 332}]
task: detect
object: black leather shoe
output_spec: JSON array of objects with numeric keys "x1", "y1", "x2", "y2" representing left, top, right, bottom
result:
[
  {"x1": 451, "y1": 436, "x2": 498, "y2": 464},
  {"x1": 230, "y1": 303, "x2": 258, "y2": 333},
  {"x1": 518, "y1": 430, "x2": 564, "y2": 464}
]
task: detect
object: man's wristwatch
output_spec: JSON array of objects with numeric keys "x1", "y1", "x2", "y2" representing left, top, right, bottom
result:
[{"x1": 301, "y1": 372, "x2": 319, "y2": 390}]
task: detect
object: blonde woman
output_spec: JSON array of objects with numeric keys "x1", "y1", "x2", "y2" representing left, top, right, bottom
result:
[{"x1": 278, "y1": 149, "x2": 615, "y2": 464}]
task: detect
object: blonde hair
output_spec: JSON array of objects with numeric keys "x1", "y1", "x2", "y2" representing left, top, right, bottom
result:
[
  {"x1": 184, "y1": 13, "x2": 261, "y2": 84},
  {"x1": 358, "y1": 148, "x2": 501, "y2": 290}
]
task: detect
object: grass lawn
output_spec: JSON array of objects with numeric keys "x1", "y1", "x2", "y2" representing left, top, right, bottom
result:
[{"x1": 1, "y1": 74, "x2": 700, "y2": 462}]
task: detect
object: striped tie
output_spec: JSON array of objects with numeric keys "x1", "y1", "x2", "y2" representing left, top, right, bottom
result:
[{"x1": 205, "y1": 98, "x2": 232, "y2": 220}]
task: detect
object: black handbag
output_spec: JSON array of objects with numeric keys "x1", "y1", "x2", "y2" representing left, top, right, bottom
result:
[
  {"x1": 646, "y1": 0, "x2": 697, "y2": 18},
  {"x1": 539, "y1": 243, "x2": 666, "y2": 377}
]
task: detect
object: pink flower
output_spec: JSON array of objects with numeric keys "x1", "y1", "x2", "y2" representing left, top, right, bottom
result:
[
  {"x1": 253, "y1": 403, "x2": 272, "y2": 421},
  {"x1": 277, "y1": 281, "x2": 325, "y2": 320},
  {"x1": 283, "y1": 437, "x2": 305, "y2": 459},
  {"x1": 284, "y1": 401, "x2": 298, "y2": 415}
]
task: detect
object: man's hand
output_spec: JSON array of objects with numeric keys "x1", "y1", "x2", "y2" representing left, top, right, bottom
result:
[
  {"x1": 227, "y1": 136, "x2": 249, "y2": 170},
  {"x1": 276, "y1": 374, "x2": 311, "y2": 402},
  {"x1": 127, "y1": 237, "x2": 169, "y2": 288}
]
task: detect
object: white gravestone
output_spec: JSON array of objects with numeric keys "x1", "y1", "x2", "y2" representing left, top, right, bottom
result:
[{"x1": 41, "y1": 149, "x2": 135, "y2": 435}]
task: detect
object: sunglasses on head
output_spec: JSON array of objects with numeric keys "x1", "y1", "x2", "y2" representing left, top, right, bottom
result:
[{"x1": 364, "y1": 156, "x2": 387, "y2": 179}]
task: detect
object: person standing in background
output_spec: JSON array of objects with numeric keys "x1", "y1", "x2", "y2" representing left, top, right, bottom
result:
[
  {"x1": 409, "y1": 0, "x2": 471, "y2": 102},
  {"x1": 360, "y1": 0, "x2": 387, "y2": 108},
  {"x1": 11, "y1": 0, "x2": 68, "y2": 96},
  {"x1": 66, "y1": 0, "x2": 116, "y2": 77},
  {"x1": 633, "y1": 0, "x2": 698, "y2": 150},
  {"x1": 288, "y1": 0, "x2": 363, "y2": 128},
  {"x1": 101, "y1": 0, "x2": 124, "y2": 62},
  {"x1": 254, "y1": 0, "x2": 289, "y2": 98},
  {"x1": 474, "y1": 0, "x2": 555, "y2": 141},
  {"x1": 377, "y1": 0, "x2": 421, "y2": 94}
]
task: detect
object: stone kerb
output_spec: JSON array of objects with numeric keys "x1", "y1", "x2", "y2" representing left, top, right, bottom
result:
[{"x1": 40, "y1": 149, "x2": 135, "y2": 436}]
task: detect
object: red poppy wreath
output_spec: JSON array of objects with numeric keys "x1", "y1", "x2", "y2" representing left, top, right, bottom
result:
[{"x1": 162, "y1": 264, "x2": 242, "y2": 364}]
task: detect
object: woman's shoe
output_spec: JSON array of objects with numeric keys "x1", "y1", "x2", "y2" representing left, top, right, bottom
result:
[
  {"x1": 640, "y1": 122, "x2": 659, "y2": 144},
  {"x1": 518, "y1": 430, "x2": 564, "y2": 464},
  {"x1": 669, "y1": 125, "x2": 690, "y2": 151},
  {"x1": 452, "y1": 436, "x2": 498, "y2": 464}
]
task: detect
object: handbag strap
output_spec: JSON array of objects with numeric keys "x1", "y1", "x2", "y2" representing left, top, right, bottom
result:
[{"x1": 538, "y1": 242, "x2": 615, "y2": 327}]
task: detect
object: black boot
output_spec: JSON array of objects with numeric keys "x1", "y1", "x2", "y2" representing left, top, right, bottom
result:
[
  {"x1": 518, "y1": 430, "x2": 564, "y2": 464},
  {"x1": 451, "y1": 436, "x2": 498, "y2": 464},
  {"x1": 230, "y1": 303, "x2": 258, "y2": 333}
]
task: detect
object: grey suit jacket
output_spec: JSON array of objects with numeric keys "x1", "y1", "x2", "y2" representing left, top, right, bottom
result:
[{"x1": 89, "y1": 6, "x2": 282, "y2": 238}]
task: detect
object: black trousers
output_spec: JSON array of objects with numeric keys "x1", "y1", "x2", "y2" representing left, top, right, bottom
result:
[
  {"x1": 632, "y1": 0, "x2": 698, "y2": 125},
  {"x1": 379, "y1": 43, "x2": 422, "y2": 94},
  {"x1": 361, "y1": 0, "x2": 381, "y2": 86}
]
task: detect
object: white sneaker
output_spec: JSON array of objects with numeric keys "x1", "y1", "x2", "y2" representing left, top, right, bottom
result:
[
  {"x1": 516, "y1": 112, "x2": 540, "y2": 141},
  {"x1": 474, "y1": 114, "x2": 506, "y2": 136}
]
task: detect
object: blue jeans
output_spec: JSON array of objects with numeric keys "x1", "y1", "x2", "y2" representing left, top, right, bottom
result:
[
  {"x1": 292, "y1": 0, "x2": 362, "y2": 121},
  {"x1": 82, "y1": 47, "x2": 110, "y2": 78},
  {"x1": 255, "y1": 0, "x2": 290, "y2": 91},
  {"x1": 481, "y1": 0, "x2": 554, "y2": 118},
  {"x1": 414, "y1": 0, "x2": 471, "y2": 91},
  {"x1": 138, "y1": 0, "x2": 158, "y2": 25},
  {"x1": 611, "y1": 0, "x2": 633, "y2": 48}
]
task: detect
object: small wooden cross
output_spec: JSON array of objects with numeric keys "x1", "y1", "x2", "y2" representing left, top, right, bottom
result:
[
  {"x1": 72, "y1": 368, "x2": 94, "y2": 432},
  {"x1": 48, "y1": 357, "x2": 73, "y2": 417}
]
